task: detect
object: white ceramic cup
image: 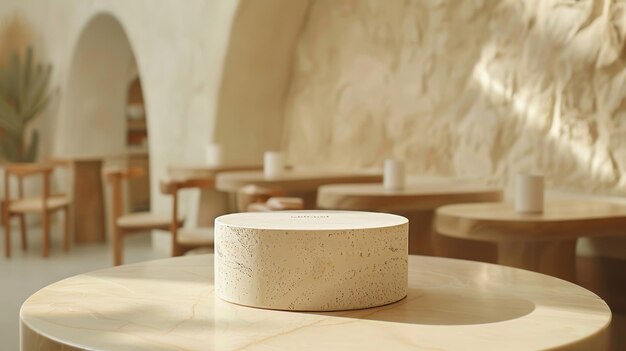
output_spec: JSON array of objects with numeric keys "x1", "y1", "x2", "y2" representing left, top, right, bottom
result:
[
  {"x1": 205, "y1": 143, "x2": 223, "y2": 167},
  {"x1": 515, "y1": 173, "x2": 544, "y2": 213},
  {"x1": 383, "y1": 159, "x2": 405, "y2": 191},
  {"x1": 264, "y1": 151, "x2": 285, "y2": 178}
]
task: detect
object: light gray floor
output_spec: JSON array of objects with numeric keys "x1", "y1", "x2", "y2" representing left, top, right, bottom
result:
[{"x1": 0, "y1": 226, "x2": 166, "y2": 350}]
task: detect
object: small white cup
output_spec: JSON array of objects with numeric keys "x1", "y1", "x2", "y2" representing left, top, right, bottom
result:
[
  {"x1": 205, "y1": 143, "x2": 223, "y2": 167},
  {"x1": 515, "y1": 173, "x2": 544, "y2": 213},
  {"x1": 264, "y1": 151, "x2": 285, "y2": 178},
  {"x1": 383, "y1": 159, "x2": 405, "y2": 191}
]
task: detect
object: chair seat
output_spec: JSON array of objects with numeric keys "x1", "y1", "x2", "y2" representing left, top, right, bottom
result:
[
  {"x1": 247, "y1": 203, "x2": 271, "y2": 212},
  {"x1": 9, "y1": 195, "x2": 70, "y2": 213},
  {"x1": 178, "y1": 227, "x2": 214, "y2": 246},
  {"x1": 184, "y1": 247, "x2": 214, "y2": 256},
  {"x1": 266, "y1": 197, "x2": 304, "y2": 210},
  {"x1": 116, "y1": 212, "x2": 183, "y2": 230}
]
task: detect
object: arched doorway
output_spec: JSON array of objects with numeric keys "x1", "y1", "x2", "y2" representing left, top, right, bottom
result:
[
  {"x1": 57, "y1": 13, "x2": 151, "y2": 243},
  {"x1": 59, "y1": 13, "x2": 141, "y2": 157}
]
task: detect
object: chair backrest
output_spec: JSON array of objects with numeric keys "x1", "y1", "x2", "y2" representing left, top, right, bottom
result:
[
  {"x1": 3, "y1": 163, "x2": 55, "y2": 202},
  {"x1": 236, "y1": 184, "x2": 284, "y2": 212},
  {"x1": 104, "y1": 166, "x2": 144, "y2": 222},
  {"x1": 159, "y1": 176, "x2": 214, "y2": 195},
  {"x1": 47, "y1": 158, "x2": 74, "y2": 193},
  {"x1": 158, "y1": 176, "x2": 215, "y2": 243}
]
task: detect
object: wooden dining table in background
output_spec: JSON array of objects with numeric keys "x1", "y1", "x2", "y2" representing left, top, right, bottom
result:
[
  {"x1": 52, "y1": 151, "x2": 148, "y2": 244},
  {"x1": 317, "y1": 180, "x2": 502, "y2": 255},
  {"x1": 51, "y1": 156, "x2": 110, "y2": 244},
  {"x1": 215, "y1": 169, "x2": 382, "y2": 209},
  {"x1": 435, "y1": 198, "x2": 626, "y2": 282}
]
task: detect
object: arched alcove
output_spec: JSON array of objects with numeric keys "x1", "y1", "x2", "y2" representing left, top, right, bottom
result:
[
  {"x1": 212, "y1": 0, "x2": 312, "y2": 164},
  {"x1": 57, "y1": 13, "x2": 143, "y2": 158},
  {"x1": 56, "y1": 12, "x2": 152, "y2": 215}
]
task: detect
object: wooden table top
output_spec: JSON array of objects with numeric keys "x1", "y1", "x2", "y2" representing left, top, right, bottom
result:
[
  {"x1": 166, "y1": 164, "x2": 262, "y2": 179},
  {"x1": 436, "y1": 199, "x2": 626, "y2": 241},
  {"x1": 215, "y1": 169, "x2": 382, "y2": 192},
  {"x1": 317, "y1": 182, "x2": 502, "y2": 211},
  {"x1": 51, "y1": 151, "x2": 148, "y2": 163},
  {"x1": 21, "y1": 255, "x2": 610, "y2": 351}
]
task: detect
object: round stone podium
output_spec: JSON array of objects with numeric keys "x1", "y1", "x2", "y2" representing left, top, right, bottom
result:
[{"x1": 214, "y1": 211, "x2": 408, "y2": 311}]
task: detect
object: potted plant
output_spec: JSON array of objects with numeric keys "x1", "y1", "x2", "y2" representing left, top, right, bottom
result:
[
  {"x1": 0, "y1": 45, "x2": 52, "y2": 163},
  {"x1": 0, "y1": 46, "x2": 52, "y2": 217}
]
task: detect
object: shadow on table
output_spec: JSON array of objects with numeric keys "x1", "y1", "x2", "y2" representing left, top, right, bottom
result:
[{"x1": 314, "y1": 287, "x2": 536, "y2": 326}]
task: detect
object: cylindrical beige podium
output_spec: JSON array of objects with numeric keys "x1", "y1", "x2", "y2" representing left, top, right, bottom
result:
[{"x1": 214, "y1": 211, "x2": 408, "y2": 311}]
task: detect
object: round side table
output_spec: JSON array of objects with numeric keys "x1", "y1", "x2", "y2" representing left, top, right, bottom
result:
[{"x1": 436, "y1": 199, "x2": 626, "y2": 281}]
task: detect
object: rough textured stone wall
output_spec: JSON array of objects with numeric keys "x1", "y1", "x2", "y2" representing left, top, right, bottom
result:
[{"x1": 284, "y1": 0, "x2": 626, "y2": 196}]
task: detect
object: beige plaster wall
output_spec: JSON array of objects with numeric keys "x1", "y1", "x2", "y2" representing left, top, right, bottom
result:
[
  {"x1": 58, "y1": 13, "x2": 133, "y2": 157},
  {"x1": 284, "y1": 0, "x2": 626, "y2": 197},
  {"x1": 214, "y1": 0, "x2": 311, "y2": 164},
  {"x1": 0, "y1": 0, "x2": 315, "y2": 215},
  {"x1": 0, "y1": 0, "x2": 240, "y2": 213}
]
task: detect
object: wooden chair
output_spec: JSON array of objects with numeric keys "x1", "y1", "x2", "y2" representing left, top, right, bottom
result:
[
  {"x1": 105, "y1": 167, "x2": 183, "y2": 265},
  {"x1": 2, "y1": 163, "x2": 71, "y2": 258},
  {"x1": 160, "y1": 176, "x2": 215, "y2": 256}
]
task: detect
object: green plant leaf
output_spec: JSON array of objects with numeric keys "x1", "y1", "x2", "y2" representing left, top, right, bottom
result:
[
  {"x1": 23, "y1": 64, "x2": 51, "y2": 122},
  {"x1": 24, "y1": 129, "x2": 39, "y2": 162},
  {"x1": 23, "y1": 46, "x2": 33, "y2": 89},
  {"x1": 0, "y1": 131, "x2": 21, "y2": 162},
  {"x1": 0, "y1": 67, "x2": 11, "y2": 97},
  {"x1": 18, "y1": 49, "x2": 30, "y2": 116},
  {"x1": 22, "y1": 92, "x2": 50, "y2": 125},
  {"x1": 0, "y1": 97, "x2": 21, "y2": 134},
  {"x1": 0, "y1": 47, "x2": 51, "y2": 163},
  {"x1": 11, "y1": 52, "x2": 21, "y2": 110}
]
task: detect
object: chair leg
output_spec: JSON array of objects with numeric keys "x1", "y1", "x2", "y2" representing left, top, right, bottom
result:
[
  {"x1": 172, "y1": 241, "x2": 183, "y2": 257},
  {"x1": 19, "y1": 214, "x2": 27, "y2": 251},
  {"x1": 42, "y1": 211, "x2": 50, "y2": 258},
  {"x1": 62, "y1": 208, "x2": 70, "y2": 252},
  {"x1": 113, "y1": 227, "x2": 124, "y2": 266},
  {"x1": 3, "y1": 211, "x2": 10, "y2": 258}
]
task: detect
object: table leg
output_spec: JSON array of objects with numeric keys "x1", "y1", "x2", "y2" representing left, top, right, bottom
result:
[
  {"x1": 398, "y1": 210, "x2": 435, "y2": 255},
  {"x1": 432, "y1": 233, "x2": 498, "y2": 264},
  {"x1": 497, "y1": 239, "x2": 577, "y2": 282},
  {"x1": 289, "y1": 191, "x2": 317, "y2": 209},
  {"x1": 73, "y1": 160, "x2": 106, "y2": 244}
]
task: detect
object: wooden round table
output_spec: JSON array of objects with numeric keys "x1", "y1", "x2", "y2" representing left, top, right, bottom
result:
[
  {"x1": 435, "y1": 199, "x2": 626, "y2": 281},
  {"x1": 317, "y1": 182, "x2": 502, "y2": 255},
  {"x1": 21, "y1": 255, "x2": 610, "y2": 351},
  {"x1": 215, "y1": 169, "x2": 382, "y2": 208}
]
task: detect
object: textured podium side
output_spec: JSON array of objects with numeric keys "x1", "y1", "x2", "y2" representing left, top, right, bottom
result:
[{"x1": 215, "y1": 211, "x2": 408, "y2": 311}]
